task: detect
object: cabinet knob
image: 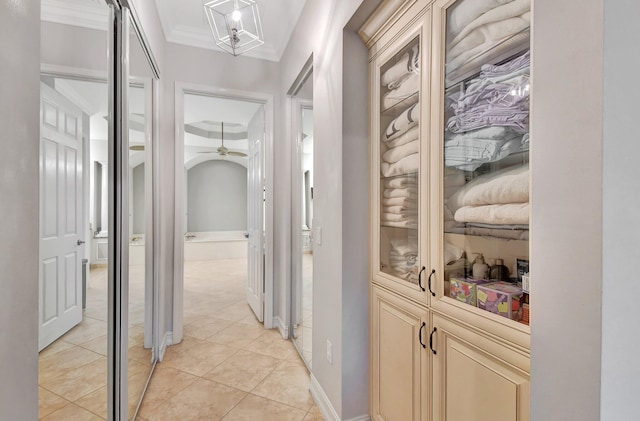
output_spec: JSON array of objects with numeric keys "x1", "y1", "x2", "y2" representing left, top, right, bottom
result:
[
  {"x1": 427, "y1": 269, "x2": 436, "y2": 297},
  {"x1": 418, "y1": 322, "x2": 426, "y2": 349},
  {"x1": 429, "y1": 327, "x2": 437, "y2": 355},
  {"x1": 417, "y1": 266, "x2": 426, "y2": 291}
]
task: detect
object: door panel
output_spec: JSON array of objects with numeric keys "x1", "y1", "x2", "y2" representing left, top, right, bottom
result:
[
  {"x1": 247, "y1": 107, "x2": 265, "y2": 321},
  {"x1": 432, "y1": 313, "x2": 530, "y2": 421},
  {"x1": 39, "y1": 82, "x2": 84, "y2": 351},
  {"x1": 371, "y1": 284, "x2": 430, "y2": 421}
]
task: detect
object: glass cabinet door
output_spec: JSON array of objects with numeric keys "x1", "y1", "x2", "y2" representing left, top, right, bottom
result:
[
  {"x1": 377, "y1": 35, "x2": 423, "y2": 290},
  {"x1": 436, "y1": 0, "x2": 531, "y2": 326}
]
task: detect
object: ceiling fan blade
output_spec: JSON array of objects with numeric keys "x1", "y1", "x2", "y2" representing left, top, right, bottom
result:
[
  {"x1": 228, "y1": 151, "x2": 247, "y2": 157},
  {"x1": 129, "y1": 145, "x2": 144, "y2": 151},
  {"x1": 197, "y1": 151, "x2": 218, "y2": 154}
]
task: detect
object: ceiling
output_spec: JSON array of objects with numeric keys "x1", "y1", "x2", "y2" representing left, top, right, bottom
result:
[{"x1": 41, "y1": 0, "x2": 307, "y2": 62}]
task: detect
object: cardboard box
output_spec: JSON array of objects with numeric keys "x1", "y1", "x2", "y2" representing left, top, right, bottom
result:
[
  {"x1": 477, "y1": 281, "x2": 523, "y2": 320},
  {"x1": 449, "y1": 277, "x2": 489, "y2": 306}
]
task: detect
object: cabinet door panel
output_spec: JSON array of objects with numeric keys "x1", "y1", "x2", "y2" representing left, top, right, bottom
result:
[
  {"x1": 371, "y1": 285, "x2": 430, "y2": 421},
  {"x1": 432, "y1": 314, "x2": 529, "y2": 421}
]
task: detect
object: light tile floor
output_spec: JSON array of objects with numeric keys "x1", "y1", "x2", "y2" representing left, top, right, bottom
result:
[
  {"x1": 38, "y1": 264, "x2": 152, "y2": 420},
  {"x1": 139, "y1": 258, "x2": 323, "y2": 421}
]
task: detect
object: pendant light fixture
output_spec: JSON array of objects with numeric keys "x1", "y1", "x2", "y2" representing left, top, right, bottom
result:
[{"x1": 204, "y1": 0, "x2": 264, "y2": 56}]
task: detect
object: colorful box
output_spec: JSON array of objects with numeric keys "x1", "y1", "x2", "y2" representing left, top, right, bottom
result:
[
  {"x1": 449, "y1": 277, "x2": 489, "y2": 306},
  {"x1": 477, "y1": 281, "x2": 523, "y2": 320}
]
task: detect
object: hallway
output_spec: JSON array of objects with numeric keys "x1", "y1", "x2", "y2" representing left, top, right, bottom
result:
[
  {"x1": 38, "y1": 258, "x2": 322, "y2": 420},
  {"x1": 138, "y1": 258, "x2": 321, "y2": 420}
]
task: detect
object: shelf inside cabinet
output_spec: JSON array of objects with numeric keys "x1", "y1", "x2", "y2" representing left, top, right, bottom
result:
[{"x1": 381, "y1": 92, "x2": 419, "y2": 116}]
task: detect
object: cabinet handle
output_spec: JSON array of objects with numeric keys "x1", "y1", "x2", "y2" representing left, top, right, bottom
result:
[
  {"x1": 429, "y1": 327, "x2": 437, "y2": 355},
  {"x1": 417, "y1": 266, "x2": 426, "y2": 291},
  {"x1": 418, "y1": 322, "x2": 426, "y2": 349},
  {"x1": 427, "y1": 269, "x2": 436, "y2": 297}
]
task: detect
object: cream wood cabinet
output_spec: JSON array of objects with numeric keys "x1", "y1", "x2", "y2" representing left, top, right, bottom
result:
[
  {"x1": 361, "y1": 0, "x2": 532, "y2": 419},
  {"x1": 371, "y1": 285, "x2": 431, "y2": 421}
]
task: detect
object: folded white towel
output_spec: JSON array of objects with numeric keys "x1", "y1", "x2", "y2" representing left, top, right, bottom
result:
[
  {"x1": 383, "y1": 139, "x2": 420, "y2": 164},
  {"x1": 384, "y1": 220, "x2": 418, "y2": 229},
  {"x1": 385, "y1": 102, "x2": 420, "y2": 141},
  {"x1": 382, "y1": 213, "x2": 417, "y2": 223},
  {"x1": 381, "y1": 153, "x2": 420, "y2": 178},
  {"x1": 383, "y1": 73, "x2": 420, "y2": 109},
  {"x1": 448, "y1": 13, "x2": 531, "y2": 62},
  {"x1": 384, "y1": 126, "x2": 419, "y2": 150},
  {"x1": 383, "y1": 187, "x2": 417, "y2": 199},
  {"x1": 446, "y1": 12, "x2": 531, "y2": 73},
  {"x1": 384, "y1": 205, "x2": 418, "y2": 215},
  {"x1": 384, "y1": 176, "x2": 418, "y2": 189},
  {"x1": 448, "y1": 164, "x2": 529, "y2": 212},
  {"x1": 446, "y1": 0, "x2": 513, "y2": 40},
  {"x1": 449, "y1": 0, "x2": 531, "y2": 51},
  {"x1": 382, "y1": 196, "x2": 417, "y2": 207},
  {"x1": 390, "y1": 239, "x2": 418, "y2": 256},
  {"x1": 444, "y1": 241, "x2": 465, "y2": 265},
  {"x1": 381, "y1": 44, "x2": 420, "y2": 88},
  {"x1": 454, "y1": 202, "x2": 529, "y2": 225}
]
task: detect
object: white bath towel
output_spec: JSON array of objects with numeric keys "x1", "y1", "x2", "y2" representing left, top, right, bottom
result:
[
  {"x1": 383, "y1": 187, "x2": 417, "y2": 199},
  {"x1": 454, "y1": 202, "x2": 529, "y2": 225},
  {"x1": 448, "y1": 0, "x2": 531, "y2": 52},
  {"x1": 446, "y1": 22, "x2": 530, "y2": 77},
  {"x1": 383, "y1": 73, "x2": 420, "y2": 110},
  {"x1": 385, "y1": 103, "x2": 420, "y2": 141},
  {"x1": 382, "y1": 196, "x2": 417, "y2": 207},
  {"x1": 384, "y1": 126, "x2": 419, "y2": 149},
  {"x1": 382, "y1": 213, "x2": 417, "y2": 223},
  {"x1": 381, "y1": 44, "x2": 420, "y2": 88},
  {"x1": 446, "y1": 0, "x2": 514, "y2": 40},
  {"x1": 383, "y1": 220, "x2": 418, "y2": 229},
  {"x1": 448, "y1": 12, "x2": 531, "y2": 61},
  {"x1": 381, "y1": 153, "x2": 420, "y2": 178},
  {"x1": 383, "y1": 139, "x2": 420, "y2": 164},
  {"x1": 384, "y1": 175, "x2": 418, "y2": 189},
  {"x1": 448, "y1": 164, "x2": 529, "y2": 212},
  {"x1": 384, "y1": 205, "x2": 418, "y2": 215},
  {"x1": 390, "y1": 239, "x2": 417, "y2": 256},
  {"x1": 444, "y1": 241, "x2": 465, "y2": 265}
]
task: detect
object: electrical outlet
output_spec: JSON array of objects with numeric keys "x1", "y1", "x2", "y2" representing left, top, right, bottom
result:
[{"x1": 326, "y1": 339, "x2": 333, "y2": 364}]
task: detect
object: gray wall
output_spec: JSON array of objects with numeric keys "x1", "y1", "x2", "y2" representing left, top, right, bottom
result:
[
  {"x1": 187, "y1": 160, "x2": 247, "y2": 232},
  {"x1": 601, "y1": 0, "x2": 640, "y2": 419},
  {"x1": 133, "y1": 163, "x2": 145, "y2": 234},
  {"x1": 531, "y1": 0, "x2": 604, "y2": 419},
  {"x1": 0, "y1": 0, "x2": 40, "y2": 419}
]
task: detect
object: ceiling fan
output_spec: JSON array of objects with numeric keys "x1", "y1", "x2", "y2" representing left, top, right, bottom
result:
[{"x1": 198, "y1": 122, "x2": 247, "y2": 157}]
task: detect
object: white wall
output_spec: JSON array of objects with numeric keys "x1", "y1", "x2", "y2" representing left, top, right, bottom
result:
[
  {"x1": 278, "y1": 0, "x2": 377, "y2": 418},
  {"x1": 132, "y1": 163, "x2": 145, "y2": 234},
  {"x1": 0, "y1": 1, "x2": 40, "y2": 418},
  {"x1": 187, "y1": 160, "x2": 247, "y2": 232},
  {"x1": 601, "y1": 0, "x2": 640, "y2": 419},
  {"x1": 530, "y1": 0, "x2": 604, "y2": 419}
]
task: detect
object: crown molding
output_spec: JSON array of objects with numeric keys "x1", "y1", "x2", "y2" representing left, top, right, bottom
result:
[{"x1": 41, "y1": 0, "x2": 109, "y2": 31}]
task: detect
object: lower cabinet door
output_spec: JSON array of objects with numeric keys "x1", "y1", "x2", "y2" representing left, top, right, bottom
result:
[
  {"x1": 371, "y1": 284, "x2": 430, "y2": 421},
  {"x1": 431, "y1": 313, "x2": 530, "y2": 421}
]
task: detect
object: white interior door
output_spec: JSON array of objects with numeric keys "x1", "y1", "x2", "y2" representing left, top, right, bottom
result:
[
  {"x1": 39, "y1": 82, "x2": 85, "y2": 351},
  {"x1": 247, "y1": 108, "x2": 265, "y2": 321}
]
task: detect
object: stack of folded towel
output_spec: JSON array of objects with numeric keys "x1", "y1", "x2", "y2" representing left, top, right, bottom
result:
[
  {"x1": 444, "y1": 50, "x2": 530, "y2": 170},
  {"x1": 389, "y1": 238, "x2": 418, "y2": 282},
  {"x1": 448, "y1": 163, "x2": 529, "y2": 226},
  {"x1": 381, "y1": 176, "x2": 418, "y2": 229},
  {"x1": 381, "y1": 103, "x2": 420, "y2": 177},
  {"x1": 381, "y1": 44, "x2": 420, "y2": 110},
  {"x1": 446, "y1": 0, "x2": 531, "y2": 77}
]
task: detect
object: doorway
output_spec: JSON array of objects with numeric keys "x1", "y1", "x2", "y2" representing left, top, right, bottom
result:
[{"x1": 173, "y1": 85, "x2": 275, "y2": 345}]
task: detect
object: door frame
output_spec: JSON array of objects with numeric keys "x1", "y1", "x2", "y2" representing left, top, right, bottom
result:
[{"x1": 173, "y1": 83, "x2": 275, "y2": 344}]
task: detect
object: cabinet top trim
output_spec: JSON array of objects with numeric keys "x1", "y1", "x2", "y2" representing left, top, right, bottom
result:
[{"x1": 358, "y1": 0, "x2": 420, "y2": 47}]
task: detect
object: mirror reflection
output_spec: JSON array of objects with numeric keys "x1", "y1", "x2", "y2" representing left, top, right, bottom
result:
[{"x1": 292, "y1": 71, "x2": 313, "y2": 367}]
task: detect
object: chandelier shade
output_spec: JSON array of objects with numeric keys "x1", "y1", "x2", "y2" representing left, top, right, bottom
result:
[{"x1": 204, "y1": 0, "x2": 264, "y2": 56}]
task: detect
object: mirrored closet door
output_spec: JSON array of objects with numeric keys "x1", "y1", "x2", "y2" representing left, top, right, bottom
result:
[{"x1": 290, "y1": 64, "x2": 314, "y2": 368}]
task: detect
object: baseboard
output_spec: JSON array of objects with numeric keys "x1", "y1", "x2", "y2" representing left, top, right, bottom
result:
[
  {"x1": 309, "y1": 374, "x2": 371, "y2": 421},
  {"x1": 274, "y1": 316, "x2": 289, "y2": 339},
  {"x1": 158, "y1": 331, "x2": 171, "y2": 362}
]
